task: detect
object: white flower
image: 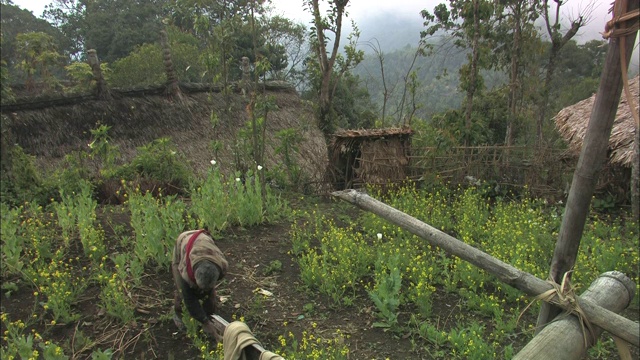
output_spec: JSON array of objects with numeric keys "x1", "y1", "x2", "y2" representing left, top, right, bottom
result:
[
  {"x1": 210, "y1": 159, "x2": 216, "y2": 165},
  {"x1": 170, "y1": 151, "x2": 177, "y2": 155},
  {"x1": 377, "y1": 233, "x2": 383, "y2": 240},
  {"x1": 235, "y1": 177, "x2": 241, "y2": 182},
  {"x1": 257, "y1": 165, "x2": 263, "y2": 171}
]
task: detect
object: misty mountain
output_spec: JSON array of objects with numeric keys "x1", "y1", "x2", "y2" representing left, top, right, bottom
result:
[{"x1": 356, "y1": 13, "x2": 424, "y2": 53}]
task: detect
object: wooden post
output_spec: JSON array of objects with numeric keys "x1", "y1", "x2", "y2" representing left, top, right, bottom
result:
[
  {"x1": 514, "y1": 271, "x2": 636, "y2": 360},
  {"x1": 241, "y1": 56, "x2": 251, "y2": 96},
  {"x1": 160, "y1": 28, "x2": 182, "y2": 100},
  {"x1": 536, "y1": 0, "x2": 639, "y2": 329},
  {"x1": 86, "y1": 49, "x2": 110, "y2": 100},
  {"x1": 633, "y1": 123, "x2": 639, "y2": 221},
  {"x1": 331, "y1": 189, "x2": 639, "y2": 346}
]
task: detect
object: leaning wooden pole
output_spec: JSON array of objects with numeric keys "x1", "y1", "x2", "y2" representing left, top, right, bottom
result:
[
  {"x1": 332, "y1": 189, "x2": 639, "y2": 346},
  {"x1": 536, "y1": 0, "x2": 639, "y2": 329},
  {"x1": 514, "y1": 271, "x2": 635, "y2": 360}
]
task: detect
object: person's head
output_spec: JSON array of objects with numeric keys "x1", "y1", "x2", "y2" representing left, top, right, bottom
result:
[{"x1": 194, "y1": 260, "x2": 220, "y2": 291}]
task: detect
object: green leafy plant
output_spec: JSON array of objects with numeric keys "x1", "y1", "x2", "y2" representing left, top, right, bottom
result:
[
  {"x1": 104, "y1": 137, "x2": 192, "y2": 201},
  {"x1": 275, "y1": 128, "x2": 303, "y2": 189},
  {"x1": 275, "y1": 327, "x2": 350, "y2": 360},
  {"x1": 189, "y1": 165, "x2": 229, "y2": 232},
  {"x1": 263, "y1": 260, "x2": 283, "y2": 276},
  {"x1": 1, "y1": 146, "x2": 54, "y2": 206},
  {"x1": 368, "y1": 256, "x2": 402, "y2": 329},
  {"x1": 127, "y1": 188, "x2": 188, "y2": 268},
  {"x1": 96, "y1": 261, "x2": 136, "y2": 324},
  {"x1": 1, "y1": 202, "x2": 25, "y2": 277},
  {"x1": 88, "y1": 124, "x2": 121, "y2": 172},
  {"x1": 26, "y1": 250, "x2": 86, "y2": 323},
  {"x1": 64, "y1": 61, "x2": 111, "y2": 94}
]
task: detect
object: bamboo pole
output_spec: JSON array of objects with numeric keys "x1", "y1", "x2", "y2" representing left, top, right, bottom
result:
[
  {"x1": 514, "y1": 271, "x2": 635, "y2": 359},
  {"x1": 537, "y1": 0, "x2": 639, "y2": 329},
  {"x1": 210, "y1": 314, "x2": 264, "y2": 360},
  {"x1": 332, "y1": 189, "x2": 639, "y2": 346}
]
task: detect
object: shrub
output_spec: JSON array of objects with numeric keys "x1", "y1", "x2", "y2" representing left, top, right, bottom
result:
[
  {"x1": 110, "y1": 137, "x2": 192, "y2": 191},
  {"x1": 64, "y1": 61, "x2": 111, "y2": 94},
  {"x1": 109, "y1": 29, "x2": 206, "y2": 88},
  {"x1": 0, "y1": 145, "x2": 56, "y2": 206}
]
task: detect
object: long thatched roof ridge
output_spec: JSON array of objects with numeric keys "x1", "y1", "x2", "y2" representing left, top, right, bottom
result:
[
  {"x1": 553, "y1": 75, "x2": 638, "y2": 166},
  {"x1": 333, "y1": 127, "x2": 413, "y2": 138},
  {"x1": 4, "y1": 88, "x2": 328, "y2": 184}
]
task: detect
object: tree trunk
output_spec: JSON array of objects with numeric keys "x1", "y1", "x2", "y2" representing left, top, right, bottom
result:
[
  {"x1": 536, "y1": 48, "x2": 558, "y2": 146},
  {"x1": 463, "y1": 0, "x2": 480, "y2": 147},
  {"x1": 310, "y1": 0, "x2": 347, "y2": 141},
  {"x1": 536, "y1": 0, "x2": 584, "y2": 147},
  {"x1": 505, "y1": 3, "x2": 522, "y2": 147},
  {"x1": 319, "y1": 71, "x2": 333, "y2": 136},
  {"x1": 536, "y1": 0, "x2": 638, "y2": 330}
]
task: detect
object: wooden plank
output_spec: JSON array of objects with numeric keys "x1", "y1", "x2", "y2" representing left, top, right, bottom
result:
[
  {"x1": 332, "y1": 189, "x2": 639, "y2": 346},
  {"x1": 514, "y1": 271, "x2": 635, "y2": 359},
  {"x1": 210, "y1": 314, "x2": 265, "y2": 360}
]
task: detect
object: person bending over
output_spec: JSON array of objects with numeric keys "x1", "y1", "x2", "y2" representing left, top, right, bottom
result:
[{"x1": 172, "y1": 230, "x2": 228, "y2": 339}]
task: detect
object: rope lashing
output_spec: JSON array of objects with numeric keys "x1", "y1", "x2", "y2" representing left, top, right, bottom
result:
[
  {"x1": 602, "y1": 0, "x2": 640, "y2": 128},
  {"x1": 518, "y1": 271, "x2": 596, "y2": 349}
]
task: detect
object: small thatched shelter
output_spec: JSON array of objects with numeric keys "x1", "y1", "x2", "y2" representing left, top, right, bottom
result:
[
  {"x1": 553, "y1": 75, "x2": 638, "y2": 167},
  {"x1": 330, "y1": 128, "x2": 413, "y2": 189}
]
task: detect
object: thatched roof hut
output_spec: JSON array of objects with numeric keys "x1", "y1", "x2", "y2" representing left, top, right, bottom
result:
[
  {"x1": 553, "y1": 75, "x2": 638, "y2": 166},
  {"x1": 330, "y1": 128, "x2": 413, "y2": 189}
]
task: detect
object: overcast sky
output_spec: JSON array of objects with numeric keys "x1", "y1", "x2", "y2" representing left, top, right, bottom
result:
[
  {"x1": 10, "y1": 0, "x2": 612, "y2": 42},
  {"x1": 9, "y1": 0, "x2": 638, "y2": 61}
]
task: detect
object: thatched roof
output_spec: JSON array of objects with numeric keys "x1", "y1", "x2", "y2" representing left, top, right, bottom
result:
[
  {"x1": 553, "y1": 76, "x2": 638, "y2": 166},
  {"x1": 334, "y1": 127, "x2": 413, "y2": 139},
  {"x1": 2, "y1": 85, "x2": 328, "y2": 183}
]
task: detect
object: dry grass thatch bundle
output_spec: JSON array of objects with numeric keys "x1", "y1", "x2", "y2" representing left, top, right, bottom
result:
[{"x1": 553, "y1": 75, "x2": 638, "y2": 166}]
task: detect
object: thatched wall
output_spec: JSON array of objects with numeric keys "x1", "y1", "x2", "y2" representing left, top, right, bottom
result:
[{"x1": 1, "y1": 85, "x2": 327, "y2": 184}]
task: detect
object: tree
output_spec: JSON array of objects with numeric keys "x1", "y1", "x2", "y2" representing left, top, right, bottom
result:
[
  {"x1": 551, "y1": 39, "x2": 607, "y2": 109},
  {"x1": 305, "y1": 0, "x2": 364, "y2": 139},
  {"x1": 535, "y1": 0, "x2": 593, "y2": 146},
  {"x1": 260, "y1": 15, "x2": 307, "y2": 87},
  {"x1": 362, "y1": 39, "x2": 390, "y2": 126},
  {"x1": 492, "y1": 0, "x2": 540, "y2": 146},
  {"x1": 14, "y1": 31, "x2": 63, "y2": 93},
  {"x1": 422, "y1": 0, "x2": 496, "y2": 146},
  {"x1": 44, "y1": 0, "x2": 165, "y2": 62},
  {"x1": 1, "y1": 2, "x2": 72, "y2": 69}
]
